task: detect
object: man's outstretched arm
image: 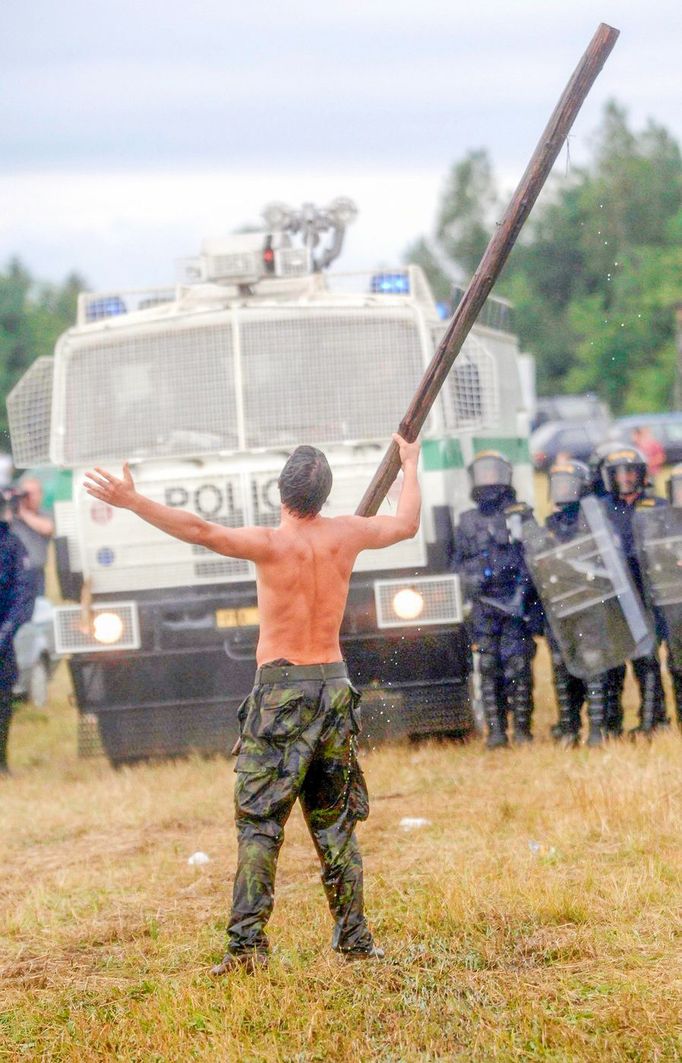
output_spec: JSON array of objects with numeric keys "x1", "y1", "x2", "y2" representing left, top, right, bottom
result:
[
  {"x1": 345, "y1": 434, "x2": 421, "y2": 550},
  {"x1": 84, "y1": 464, "x2": 272, "y2": 562}
]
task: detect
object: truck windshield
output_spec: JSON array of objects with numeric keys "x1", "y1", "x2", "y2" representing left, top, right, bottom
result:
[{"x1": 58, "y1": 309, "x2": 426, "y2": 462}]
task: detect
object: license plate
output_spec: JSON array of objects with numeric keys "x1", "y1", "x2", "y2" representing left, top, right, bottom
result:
[{"x1": 215, "y1": 606, "x2": 260, "y2": 629}]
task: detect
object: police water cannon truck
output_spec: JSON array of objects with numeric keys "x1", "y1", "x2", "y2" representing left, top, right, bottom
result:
[{"x1": 7, "y1": 200, "x2": 533, "y2": 764}]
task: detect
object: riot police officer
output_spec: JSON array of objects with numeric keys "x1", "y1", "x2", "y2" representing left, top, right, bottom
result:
[
  {"x1": 0, "y1": 495, "x2": 34, "y2": 774},
  {"x1": 588, "y1": 440, "x2": 630, "y2": 735},
  {"x1": 601, "y1": 446, "x2": 668, "y2": 734},
  {"x1": 545, "y1": 459, "x2": 610, "y2": 746},
  {"x1": 665, "y1": 465, "x2": 682, "y2": 725},
  {"x1": 634, "y1": 463, "x2": 682, "y2": 728},
  {"x1": 453, "y1": 450, "x2": 540, "y2": 749}
]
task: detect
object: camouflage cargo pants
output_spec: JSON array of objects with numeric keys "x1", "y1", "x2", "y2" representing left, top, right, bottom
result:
[{"x1": 226, "y1": 661, "x2": 374, "y2": 957}]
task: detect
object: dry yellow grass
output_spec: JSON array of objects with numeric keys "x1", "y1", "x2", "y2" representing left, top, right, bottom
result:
[{"x1": 3, "y1": 644, "x2": 682, "y2": 1060}]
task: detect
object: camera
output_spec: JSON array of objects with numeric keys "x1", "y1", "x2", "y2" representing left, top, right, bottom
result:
[{"x1": 0, "y1": 487, "x2": 27, "y2": 519}]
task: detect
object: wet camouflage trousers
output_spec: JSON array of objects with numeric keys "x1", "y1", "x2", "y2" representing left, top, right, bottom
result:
[{"x1": 226, "y1": 666, "x2": 374, "y2": 956}]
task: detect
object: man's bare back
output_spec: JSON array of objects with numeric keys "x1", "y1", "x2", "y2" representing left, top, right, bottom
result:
[{"x1": 84, "y1": 434, "x2": 421, "y2": 665}]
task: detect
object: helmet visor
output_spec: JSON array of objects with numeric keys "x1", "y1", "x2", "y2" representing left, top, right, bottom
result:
[
  {"x1": 549, "y1": 469, "x2": 584, "y2": 505},
  {"x1": 470, "y1": 455, "x2": 512, "y2": 488},
  {"x1": 604, "y1": 463, "x2": 645, "y2": 496}
]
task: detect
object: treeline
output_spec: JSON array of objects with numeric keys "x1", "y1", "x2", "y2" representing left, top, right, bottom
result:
[
  {"x1": 406, "y1": 101, "x2": 682, "y2": 413},
  {"x1": 0, "y1": 260, "x2": 84, "y2": 448}
]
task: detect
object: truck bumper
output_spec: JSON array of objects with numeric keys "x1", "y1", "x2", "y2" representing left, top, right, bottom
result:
[{"x1": 69, "y1": 585, "x2": 473, "y2": 762}]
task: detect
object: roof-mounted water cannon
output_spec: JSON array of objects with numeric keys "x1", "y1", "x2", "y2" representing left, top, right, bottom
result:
[
  {"x1": 262, "y1": 197, "x2": 357, "y2": 271},
  {"x1": 178, "y1": 198, "x2": 357, "y2": 287}
]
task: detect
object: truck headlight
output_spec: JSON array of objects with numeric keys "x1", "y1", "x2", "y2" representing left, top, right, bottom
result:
[
  {"x1": 392, "y1": 588, "x2": 424, "y2": 621},
  {"x1": 93, "y1": 612, "x2": 125, "y2": 645}
]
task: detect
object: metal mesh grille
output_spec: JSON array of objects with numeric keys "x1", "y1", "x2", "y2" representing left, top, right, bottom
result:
[
  {"x1": 54, "y1": 602, "x2": 140, "y2": 654},
  {"x1": 208, "y1": 252, "x2": 258, "y2": 278},
  {"x1": 57, "y1": 322, "x2": 237, "y2": 464},
  {"x1": 441, "y1": 335, "x2": 499, "y2": 430},
  {"x1": 77, "y1": 700, "x2": 240, "y2": 761},
  {"x1": 7, "y1": 357, "x2": 54, "y2": 467},
  {"x1": 359, "y1": 681, "x2": 472, "y2": 744},
  {"x1": 275, "y1": 247, "x2": 310, "y2": 276},
  {"x1": 374, "y1": 575, "x2": 462, "y2": 628},
  {"x1": 240, "y1": 309, "x2": 425, "y2": 447}
]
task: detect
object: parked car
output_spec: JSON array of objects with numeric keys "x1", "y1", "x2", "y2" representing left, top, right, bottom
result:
[
  {"x1": 608, "y1": 413, "x2": 682, "y2": 466},
  {"x1": 531, "y1": 393, "x2": 610, "y2": 432},
  {"x1": 530, "y1": 419, "x2": 609, "y2": 472},
  {"x1": 13, "y1": 596, "x2": 61, "y2": 707}
]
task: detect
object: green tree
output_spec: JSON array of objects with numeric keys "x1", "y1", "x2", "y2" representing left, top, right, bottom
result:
[
  {"x1": 436, "y1": 149, "x2": 500, "y2": 277},
  {"x1": 405, "y1": 101, "x2": 682, "y2": 413}
]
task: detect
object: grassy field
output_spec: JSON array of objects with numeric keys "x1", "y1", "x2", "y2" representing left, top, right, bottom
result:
[{"x1": 2, "y1": 646, "x2": 682, "y2": 1062}]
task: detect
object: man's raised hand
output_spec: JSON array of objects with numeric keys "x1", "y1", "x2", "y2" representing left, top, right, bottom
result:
[
  {"x1": 392, "y1": 433, "x2": 420, "y2": 467},
  {"x1": 84, "y1": 463, "x2": 137, "y2": 510}
]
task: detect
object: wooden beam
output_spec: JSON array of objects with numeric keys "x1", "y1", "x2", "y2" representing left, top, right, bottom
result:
[{"x1": 356, "y1": 22, "x2": 620, "y2": 516}]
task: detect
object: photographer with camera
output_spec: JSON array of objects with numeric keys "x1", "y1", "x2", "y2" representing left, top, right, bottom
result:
[
  {"x1": 10, "y1": 478, "x2": 54, "y2": 598},
  {"x1": 0, "y1": 494, "x2": 35, "y2": 774}
]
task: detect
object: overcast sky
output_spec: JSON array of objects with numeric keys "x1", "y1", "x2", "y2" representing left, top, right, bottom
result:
[{"x1": 1, "y1": 0, "x2": 679, "y2": 290}]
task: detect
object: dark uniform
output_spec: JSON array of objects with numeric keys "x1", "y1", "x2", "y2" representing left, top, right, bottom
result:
[
  {"x1": 601, "y1": 447, "x2": 668, "y2": 734},
  {"x1": 665, "y1": 466, "x2": 682, "y2": 723},
  {"x1": 453, "y1": 451, "x2": 540, "y2": 749},
  {"x1": 223, "y1": 660, "x2": 375, "y2": 963},
  {"x1": 633, "y1": 464, "x2": 682, "y2": 727},
  {"x1": 0, "y1": 514, "x2": 34, "y2": 773},
  {"x1": 544, "y1": 460, "x2": 610, "y2": 746},
  {"x1": 587, "y1": 441, "x2": 629, "y2": 735}
]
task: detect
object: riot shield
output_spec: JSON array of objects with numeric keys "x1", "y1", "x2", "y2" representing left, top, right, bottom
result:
[
  {"x1": 635, "y1": 505, "x2": 682, "y2": 669},
  {"x1": 522, "y1": 496, "x2": 653, "y2": 678}
]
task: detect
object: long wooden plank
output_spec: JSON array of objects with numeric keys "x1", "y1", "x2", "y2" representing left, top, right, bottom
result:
[{"x1": 356, "y1": 22, "x2": 620, "y2": 516}]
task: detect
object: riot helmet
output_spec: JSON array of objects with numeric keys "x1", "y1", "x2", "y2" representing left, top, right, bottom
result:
[
  {"x1": 548, "y1": 459, "x2": 590, "y2": 506},
  {"x1": 588, "y1": 439, "x2": 625, "y2": 496},
  {"x1": 468, "y1": 449, "x2": 513, "y2": 507},
  {"x1": 468, "y1": 450, "x2": 513, "y2": 489},
  {"x1": 601, "y1": 445, "x2": 647, "y2": 498},
  {"x1": 667, "y1": 464, "x2": 682, "y2": 508}
]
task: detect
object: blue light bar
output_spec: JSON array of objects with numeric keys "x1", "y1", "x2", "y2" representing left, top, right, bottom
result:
[
  {"x1": 85, "y1": 296, "x2": 128, "y2": 322},
  {"x1": 370, "y1": 271, "x2": 410, "y2": 295}
]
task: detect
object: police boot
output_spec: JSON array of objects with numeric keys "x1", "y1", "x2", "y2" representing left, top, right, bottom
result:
[
  {"x1": 672, "y1": 671, "x2": 682, "y2": 730},
  {"x1": 552, "y1": 660, "x2": 580, "y2": 747},
  {"x1": 631, "y1": 659, "x2": 664, "y2": 737},
  {"x1": 481, "y1": 658, "x2": 507, "y2": 749},
  {"x1": 604, "y1": 666, "x2": 625, "y2": 738},
  {"x1": 507, "y1": 664, "x2": 533, "y2": 745},
  {"x1": 586, "y1": 680, "x2": 606, "y2": 747}
]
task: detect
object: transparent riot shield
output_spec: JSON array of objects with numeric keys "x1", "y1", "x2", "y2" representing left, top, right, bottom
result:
[
  {"x1": 635, "y1": 505, "x2": 682, "y2": 668},
  {"x1": 522, "y1": 496, "x2": 653, "y2": 678}
]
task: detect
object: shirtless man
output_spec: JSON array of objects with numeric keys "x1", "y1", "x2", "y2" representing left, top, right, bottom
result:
[{"x1": 84, "y1": 434, "x2": 420, "y2": 973}]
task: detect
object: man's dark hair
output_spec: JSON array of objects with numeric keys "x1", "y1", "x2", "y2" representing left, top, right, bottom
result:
[{"x1": 278, "y1": 446, "x2": 333, "y2": 518}]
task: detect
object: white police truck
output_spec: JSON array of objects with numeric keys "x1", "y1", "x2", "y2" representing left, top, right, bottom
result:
[{"x1": 7, "y1": 200, "x2": 533, "y2": 764}]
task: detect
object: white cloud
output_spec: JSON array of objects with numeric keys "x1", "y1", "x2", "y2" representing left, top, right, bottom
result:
[{"x1": 1, "y1": 1, "x2": 679, "y2": 286}]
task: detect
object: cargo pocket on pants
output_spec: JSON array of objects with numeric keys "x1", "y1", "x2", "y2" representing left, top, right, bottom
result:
[
  {"x1": 345, "y1": 683, "x2": 369, "y2": 820},
  {"x1": 347, "y1": 745, "x2": 369, "y2": 822}
]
